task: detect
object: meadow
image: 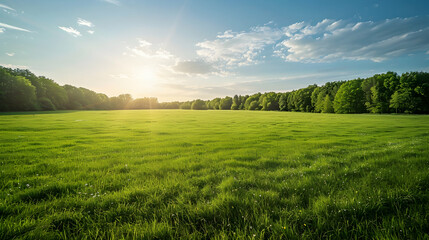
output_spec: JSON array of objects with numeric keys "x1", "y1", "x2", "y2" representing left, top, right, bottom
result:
[{"x1": 0, "y1": 110, "x2": 428, "y2": 239}]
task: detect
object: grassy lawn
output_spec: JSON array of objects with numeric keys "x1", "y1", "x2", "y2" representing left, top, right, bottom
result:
[{"x1": 1, "y1": 110, "x2": 428, "y2": 239}]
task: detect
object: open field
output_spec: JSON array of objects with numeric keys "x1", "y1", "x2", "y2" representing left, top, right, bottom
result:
[{"x1": 1, "y1": 110, "x2": 428, "y2": 239}]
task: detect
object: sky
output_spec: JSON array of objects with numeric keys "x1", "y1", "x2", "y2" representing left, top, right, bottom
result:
[{"x1": 1, "y1": 0, "x2": 429, "y2": 101}]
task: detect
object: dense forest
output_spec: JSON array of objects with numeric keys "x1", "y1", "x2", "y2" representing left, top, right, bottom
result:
[{"x1": 1, "y1": 66, "x2": 428, "y2": 113}]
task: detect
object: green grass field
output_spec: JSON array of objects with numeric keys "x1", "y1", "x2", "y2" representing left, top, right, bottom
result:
[{"x1": 1, "y1": 110, "x2": 428, "y2": 239}]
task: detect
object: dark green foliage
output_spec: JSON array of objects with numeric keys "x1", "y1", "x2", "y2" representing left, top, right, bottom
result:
[
  {"x1": 109, "y1": 94, "x2": 133, "y2": 110},
  {"x1": 180, "y1": 101, "x2": 192, "y2": 109},
  {"x1": 390, "y1": 90, "x2": 411, "y2": 113},
  {"x1": 191, "y1": 99, "x2": 207, "y2": 110},
  {"x1": 248, "y1": 100, "x2": 259, "y2": 110},
  {"x1": 38, "y1": 77, "x2": 68, "y2": 110},
  {"x1": 322, "y1": 95, "x2": 334, "y2": 113},
  {"x1": 38, "y1": 97, "x2": 56, "y2": 111},
  {"x1": 334, "y1": 79, "x2": 366, "y2": 114},
  {"x1": 159, "y1": 101, "x2": 180, "y2": 109},
  {"x1": 219, "y1": 96, "x2": 233, "y2": 110},
  {"x1": 362, "y1": 72, "x2": 395, "y2": 113},
  {"x1": 1, "y1": 66, "x2": 429, "y2": 114},
  {"x1": 260, "y1": 92, "x2": 280, "y2": 111},
  {"x1": 128, "y1": 97, "x2": 159, "y2": 109},
  {"x1": 0, "y1": 68, "x2": 37, "y2": 111},
  {"x1": 312, "y1": 82, "x2": 344, "y2": 113},
  {"x1": 398, "y1": 72, "x2": 429, "y2": 113},
  {"x1": 279, "y1": 92, "x2": 290, "y2": 111},
  {"x1": 294, "y1": 84, "x2": 318, "y2": 112},
  {"x1": 208, "y1": 98, "x2": 221, "y2": 110},
  {"x1": 231, "y1": 95, "x2": 240, "y2": 110},
  {"x1": 244, "y1": 93, "x2": 261, "y2": 110}
]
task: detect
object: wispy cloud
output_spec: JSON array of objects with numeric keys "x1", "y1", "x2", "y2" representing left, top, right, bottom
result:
[
  {"x1": 0, "y1": 28, "x2": 4, "y2": 33},
  {"x1": 101, "y1": 0, "x2": 120, "y2": 6},
  {"x1": 87, "y1": 30, "x2": 95, "y2": 34},
  {"x1": 77, "y1": 18, "x2": 94, "y2": 27},
  {"x1": 6, "y1": 53, "x2": 15, "y2": 57},
  {"x1": 0, "y1": 4, "x2": 15, "y2": 11},
  {"x1": 196, "y1": 25, "x2": 283, "y2": 67},
  {"x1": 126, "y1": 39, "x2": 175, "y2": 60},
  {"x1": 173, "y1": 60, "x2": 216, "y2": 75},
  {"x1": 275, "y1": 16, "x2": 429, "y2": 63},
  {"x1": 0, "y1": 63, "x2": 28, "y2": 69},
  {"x1": 0, "y1": 22, "x2": 31, "y2": 32},
  {"x1": 58, "y1": 26, "x2": 81, "y2": 37}
]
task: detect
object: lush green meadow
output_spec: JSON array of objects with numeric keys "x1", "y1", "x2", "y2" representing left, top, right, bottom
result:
[{"x1": 0, "y1": 110, "x2": 428, "y2": 239}]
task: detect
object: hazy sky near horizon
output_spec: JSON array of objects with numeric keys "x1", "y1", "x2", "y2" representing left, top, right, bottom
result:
[{"x1": 1, "y1": 0, "x2": 429, "y2": 101}]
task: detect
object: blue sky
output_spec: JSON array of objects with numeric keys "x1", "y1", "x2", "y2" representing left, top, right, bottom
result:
[{"x1": 1, "y1": 0, "x2": 429, "y2": 101}]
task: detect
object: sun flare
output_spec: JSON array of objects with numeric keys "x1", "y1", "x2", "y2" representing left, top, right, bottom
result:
[{"x1": 133, "y1": 67, "x2": 159, "y2": 90}]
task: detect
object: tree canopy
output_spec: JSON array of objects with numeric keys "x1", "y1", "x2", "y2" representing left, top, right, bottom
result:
[{"x1": 1, "y1": 66, "x2": 428, "y2": 114}]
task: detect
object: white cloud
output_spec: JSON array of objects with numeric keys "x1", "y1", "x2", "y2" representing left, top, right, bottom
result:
[
  {"x1": 58, "y1": 26, "x2": 81, "y2": 37},
  {"x1": 0, "y1": 28, "x2": 4, "y2": 33},
  {"x1": 196, "y1": 25, "x2": 283, "y2": 67},
  {"x1": 101, "y1": 0, "x2": 120, "y2": 5},
  {"x1": 77, "y1": 18, "x2": 94, "y2": 27},
  {"x1": 88, "y1": 30, "x2": 95, "y2": 34},
  {"x1": 126, "y1": 39, "x2": 175, "y2": 60},
  {"x1": 0, "y1": 22, "x2": 31, "y2": 32},
  {"x1": 0, "y1": 63, "x2": 28, "y2": 69},
  {"x1": 6, "y1": 53, "x2": 15, "y2": 57},
  {"x1": 276, "y1": 16, "x2": 429, "y2": 63},
  {"x1": 173, "y1": 60, "x2": 215, "y2": 75},
  {"x1": 138, "y1": 39, "x2": 152, "y2": 47},
  {"x1": 0, "y1": 4, "x2": 15, "y2": 11}
]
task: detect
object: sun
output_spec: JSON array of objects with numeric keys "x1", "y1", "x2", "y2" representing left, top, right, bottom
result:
[
  {"x1": 137, "y1": 67, "x2": 157, "y2": 80},
  {"x1": 134, "y1": 67, "x2": 159, "y2": 90}
]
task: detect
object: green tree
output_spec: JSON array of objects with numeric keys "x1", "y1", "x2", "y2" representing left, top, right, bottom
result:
[
  {"x1": 294, "y1": 84, "x2": 317, "y2": 112},
  {"x1": 208, "y1": 98, "x2": 221, "y2": 110},
  {"x1": 279, "y1": 92, "x2": 290, "y2": 111},
  {"x1": 244, "y1": 93, "x2": 261, "y2": 110},
  {"x1": 397, "y1": 72, "x2": 429, "y2": 113},
  {"x1": 38, "y1": 97, "x2": 56, "y2": 110},
  {"x1": 231, "y1": 95, "x2": 240, "y2": 110},
  {"x1": 334, "y1": 79, "x2": 366, "y2": 114},
  {"x1": 322, "y1": 95, "x2": 334, "y2": 113},
  {"x1": 260, "y1": 92, "x2": 280, "y2": 111},
  {"x1": 179, "y1": 101, "x2": 192, "y2": 109},
  {"x1": 362, "y1": 73, "x2": 393, "y2": 113},
  {"x1": 389, "y1": 90, "x2": 411, "y2": 113},
  {"x1": 0, "y1": 68, "x2": 36, "y2": 111},
  {"x1": 219, "y1": 96, "x2": 233, "y2": 110},
  {"x1": 38, "y1": 77, "x2": 68, "y2": 110},
  {"x1": 248, "y1": 101, "x2": 259, "y2": 110},
  {"x1": 191, "y1": 99, "x2": 207, "y2": 110}
]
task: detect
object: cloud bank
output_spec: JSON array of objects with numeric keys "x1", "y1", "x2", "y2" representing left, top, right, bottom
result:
[
  {"x1": 276, "y1": 16, "x2": 429, "y2": 62},
  {"x1": 196, "y1": 26, "x2": 283, "y2": 67},
  {"x1": 194, "y1": 16, "x2": 429, "y2": 67}
]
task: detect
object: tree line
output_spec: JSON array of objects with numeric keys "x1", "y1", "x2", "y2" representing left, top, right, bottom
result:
[{"x1": 1, "y1": 66, "x2": 428, "y2": 113}]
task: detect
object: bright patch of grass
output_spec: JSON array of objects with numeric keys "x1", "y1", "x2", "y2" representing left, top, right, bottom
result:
[{"x1": 1, "y1": 110, "x2": 428, "y2": 239}]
